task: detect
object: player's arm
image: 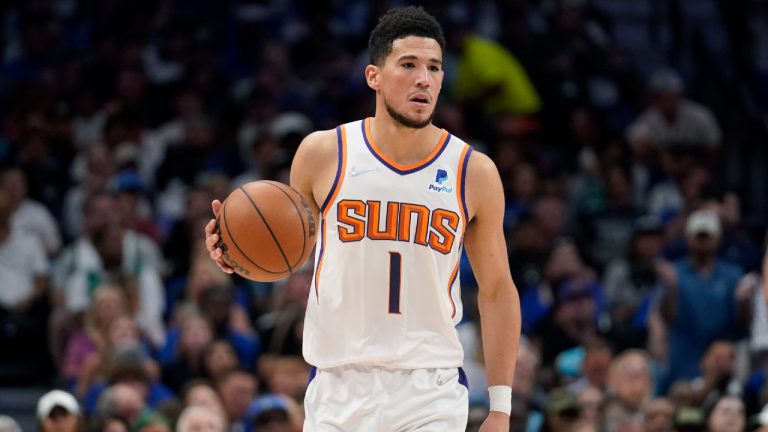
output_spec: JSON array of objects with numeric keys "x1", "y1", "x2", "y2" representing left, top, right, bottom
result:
[
  {"x1": 463, "y1": 151, "x2": 520, "y2": 427},
  {"x1": 289, "y1": 129, "x2": 339, "y2": 221}
]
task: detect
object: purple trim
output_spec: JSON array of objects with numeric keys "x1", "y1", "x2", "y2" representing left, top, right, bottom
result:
[
  {"x1": 308, "y1": 366, "x2": 317, "y2": 385},
  {"x1": 320, "y1": 126, "x2": 344, "y2": 213},
  {"x1": 448, "y1": 268, "x2": 459, "y2": 318},
  {"x1": 460, "y1": 147, "x2": 473, "y2": 222},
  {"x1": 458, "y1": 367, "x2": 469, "y2": 389},
  {"x1": 361, "y1": 120, "x2": 452, "y2": 175},
  {"x1": 313, "y1": 218, "x2": 325, "y2": 303}
]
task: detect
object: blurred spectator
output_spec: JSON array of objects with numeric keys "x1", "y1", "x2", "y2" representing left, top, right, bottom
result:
[
  {"x1": 507, "y1": 398, "x2": 533, "y2": 432},
  {"x1": 646, "y1": 163, "x2": 709, "y2": 225},
  {"x1": 667, "y1": 380, "x2": 699, "y2": 410},
  {"x1": 576, "y1": 164, "x2": 640, "y2": 270},
  {"x1": 245, "y1": 394, "x2": 302, "y2": 432},
  {"x1": 664, "y1": 187, "x2": 764, "y2": 273},
  {"x1": 451, "y1": 25, "x2": 541, "y2": 116},
  {"x1": 94, "y1": 383, "x2": 146, "y2": 427},
  {"x1": 198, "y1": 285, "x2": 258, "y2": 371},
  {"x1": 642, "y1": 397, "x2": 675, "y2": 432},
  {"x1": 258, "y1": 356, "x2": 310, "y2": 402},
  {"x1": 577, "y1": 385, "x2": 604, "y2": 426},
  {"x1": 83, "y1": 343, "x2": 174, "y2": 414},
  {"x1": 0, "y1": 167, "x2": 61, "y2": 255},
  {"x1": 201, "y1": 340, "x2": 240, "y2": 383},
  {"x1": 522, "y1": 237, "x2": 600, "y2": 336},
  {"x1": 61, "y1": 284, "x2": 129, "y2": 385},
  {"x1": 532, "y1": 195, "x2": 568, "y2": 247},
  {"x1": 690, "y1": 340, "x2": 742, "y2": 405},
  {"x1": 504, "y1": 163, "x2": 540, "y2": 229},
  {"x1": 132, "y1": 411, "x2": 172, "y2": 432},
  {"x1": 602, "y1": 215, "x2": 665, "y2": 351},
  {"x1": 63, "y1": 148, "x2": 115, "y2": 239},
  {"x1": 89, "y1": 414, "x2": 130, "y2": 432},
  {"x1": 155, "y1": 116, "x2": 227, "y2": 191},
  {"x1": 159, "y1": 313, "x2": 214, "y2": 393},
  {"x1": 113, "y1": 170, "x2": 161, "y2": 244},
  {"x1": 139, "y1": 88, "x2": 204, "y2": 185},
  {"x1": 54, "y1": 215, "x2": 165, "y2": 348},
  {"x1": 590, "y1": 0, "x2": 670, "y2": 74},
  {"x1": 567, "y1": 339, "x2": 614, "y2": 394},
  {"x1": 0, "y1": 186, "x2": 50, "y2": 312},
  {"x1": 180, "y1": 380, "x2": 227, "y2": 425},
  {"x1": 0, "y1": 186, "x2": 51, "y2": 382},
  {"x1": 627, "y1": 68, "x2": 721, "y2": 154},
  {"x1": 176, "y1": 406, "x2": 225, "y2": 432},
  {"x1": 754, "y1": 403, "x2": 768, "y2": 432},
  {"x1": 215, "y1": 369, "x2": 257, "y2": 432},
  {"x1": 36, "y1": 389, "x2": 82, "y2": 432},
  {"x1": 257, "y1": 268, "x2": 312, "y2": 357},
  {"x1": 507, "y1": 213, "x2": 549, "y2": 291},
  {"x1": 543, "y1": 387, "x2": 581, "y2": 432},
  {"x1": 705, "y1": 394, "x2": 746, "y2": 432},
  {"x1": 606, "y1": 350, "x2": 654, "y2": 419},
  {"x1": 162, "y1": 185, "x2": 215, "y2": 281},
  {"x1": 75, "y1": 317, "x2": 157, "y2": 399},
  {"x1": 531, "y1": 241, "x2": 605, "y2": 370},
  {"x1": 756, "y1": 251, "x2": 768, "y2": 356},
  {"x1": 0, "y1": 416, "x2": 20, "y2": 432},
  {"x1": 655, "y1": 210, "x2": 749, "y2": 382},
  {"x1": 672, "y1": 406, "x2": 706, "y2": 432},
  {"x1": 90, "y1": 223, "x2": 163, "y2": 345}
]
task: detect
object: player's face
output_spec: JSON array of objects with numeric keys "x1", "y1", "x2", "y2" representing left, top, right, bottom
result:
[{"x1": 369, "y1": 36, "x2": 443, "y2": 129}]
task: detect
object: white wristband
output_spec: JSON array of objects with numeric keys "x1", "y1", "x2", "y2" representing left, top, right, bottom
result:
[{"x1": 488, "y1": 385, "x2": 512, "y2": 414}]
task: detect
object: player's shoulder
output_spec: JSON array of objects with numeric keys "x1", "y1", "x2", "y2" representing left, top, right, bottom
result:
[
  {"x1": 300, "y1": 129, "x2": 338, "y2": 151},
  {"x1": 293, "y1": 128, "x2": 338, "y2": 164},
  {"x1": 465, "y1": 147, "x2": 500, "y2": 180},
  {"x1": 462, "y1": 148, "x2": 503, "y2": 218}
]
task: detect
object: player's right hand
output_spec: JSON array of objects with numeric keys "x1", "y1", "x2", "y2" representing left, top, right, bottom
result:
[{"x1": 205, "y1": 199, "x2": 234, "y2": 274}]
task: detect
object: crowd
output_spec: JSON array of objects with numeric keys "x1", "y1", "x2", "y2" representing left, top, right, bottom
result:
[{"x1": 1, "y1": 0, "x2": 768, "y2": 431}]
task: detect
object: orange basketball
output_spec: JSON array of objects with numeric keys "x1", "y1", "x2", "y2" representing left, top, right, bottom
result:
[{"x1": 216, "y1": 180, "x2": 317, "y2": 281}]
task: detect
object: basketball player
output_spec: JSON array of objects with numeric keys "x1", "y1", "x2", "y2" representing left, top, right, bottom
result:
[{"x1": 206, "y1": 7, "x2": 520, "y2": 431}]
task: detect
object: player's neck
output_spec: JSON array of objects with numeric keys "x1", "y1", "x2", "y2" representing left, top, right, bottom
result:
[{"x1": 369, "y1": 114, "x2": 442, "y2": 166}]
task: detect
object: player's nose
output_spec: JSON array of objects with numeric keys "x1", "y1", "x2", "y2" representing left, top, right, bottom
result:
[{"x1": 415, "y1": 66, "x2": 431, "y2": 88}]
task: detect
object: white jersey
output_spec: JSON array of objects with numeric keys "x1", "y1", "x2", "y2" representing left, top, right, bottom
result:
[{"x1": 304, "y1": 118, "x2": 473, "y2": 369}]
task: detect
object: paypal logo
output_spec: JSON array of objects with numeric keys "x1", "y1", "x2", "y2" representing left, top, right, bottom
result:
[
  {"x1": 429, "y1": 169, "x2": 453, "y2": 193},
  {"x1": 435, "y1": 169, "x2": 448, "y2": 184},
  {"x1": 429, "y1": 184, "x2": 453, "y2": 193}
]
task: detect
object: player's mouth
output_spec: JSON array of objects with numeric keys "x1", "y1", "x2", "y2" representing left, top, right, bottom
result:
[{"x1": 409, "y1": 94, "x2": 430, "y2": 107}]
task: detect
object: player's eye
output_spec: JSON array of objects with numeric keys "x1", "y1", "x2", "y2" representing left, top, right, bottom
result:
[
  {"x1": 402, "y1": 62, "x2": 415, "y2": 69},
  {"x1": 429, "y1": 65, "x2": 441, "y2": 72}
]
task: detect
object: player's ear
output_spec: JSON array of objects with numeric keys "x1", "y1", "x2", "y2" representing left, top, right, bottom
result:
[{"x1": 365, "y1": 64, "x2": 381, "y2": 92}]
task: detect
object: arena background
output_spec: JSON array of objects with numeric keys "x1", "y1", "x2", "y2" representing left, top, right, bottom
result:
[{"x1": 0, "y1": 0, "x2": 767, "y2": 431}]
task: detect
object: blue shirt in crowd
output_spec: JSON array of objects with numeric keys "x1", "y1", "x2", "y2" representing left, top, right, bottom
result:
[{"x1": 668, "y1": 259, "x2": 744, "y2": 381}]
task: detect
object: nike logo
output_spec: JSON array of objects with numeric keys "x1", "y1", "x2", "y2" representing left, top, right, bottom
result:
[
  {"x1": 349, "y1": 167, "x2": 378, "y2": 177},
  {"x1": 436, "y1": 373, "x2": 457, "y2": 386}
]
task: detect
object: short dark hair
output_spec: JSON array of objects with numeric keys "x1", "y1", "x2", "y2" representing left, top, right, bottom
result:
[{"x1": 368, "y1": 6, "x2": 446, "y2": 65}]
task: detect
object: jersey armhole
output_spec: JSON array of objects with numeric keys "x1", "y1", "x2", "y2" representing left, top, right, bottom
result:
[
  {"x1": 319, "y1": 124, "x2": 347, "y2": 214},
  {"x1": 456, "y1": 144, "x2": 473, "y2": 232}
]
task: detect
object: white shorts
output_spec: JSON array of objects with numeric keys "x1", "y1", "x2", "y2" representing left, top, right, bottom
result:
[{"x1": 304, "y1": 365, "x2": 469, "y2": 432}]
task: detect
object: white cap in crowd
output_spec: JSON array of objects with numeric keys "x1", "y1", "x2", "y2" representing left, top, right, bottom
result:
[{"x1": 37, "y1": 390, "x2": 80, "y2": 421}]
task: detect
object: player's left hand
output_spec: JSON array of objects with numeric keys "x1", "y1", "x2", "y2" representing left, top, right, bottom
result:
[{"x1": 479, "y1": 411, "x2": 509, "y2": 432}]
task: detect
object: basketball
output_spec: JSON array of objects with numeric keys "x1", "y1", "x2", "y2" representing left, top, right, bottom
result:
[{"x1": 216, "y1": 180, "x2": 317, "y2": 282}]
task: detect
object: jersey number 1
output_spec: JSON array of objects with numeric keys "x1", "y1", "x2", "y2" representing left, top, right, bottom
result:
[{"x1": 388, "y1": 252, "x2": 401, "y2": 314}]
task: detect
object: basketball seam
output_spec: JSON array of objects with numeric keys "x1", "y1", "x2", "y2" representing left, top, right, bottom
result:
[
  {"x1": 263, "y1": 181, "x2": 307, "y2": 270},
  {"x1": 221, "y1": 200, "x2": 285, "y2": 274},
  {"x1": 238, "y1": 186, "x2": 294, "y2": 273}
]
